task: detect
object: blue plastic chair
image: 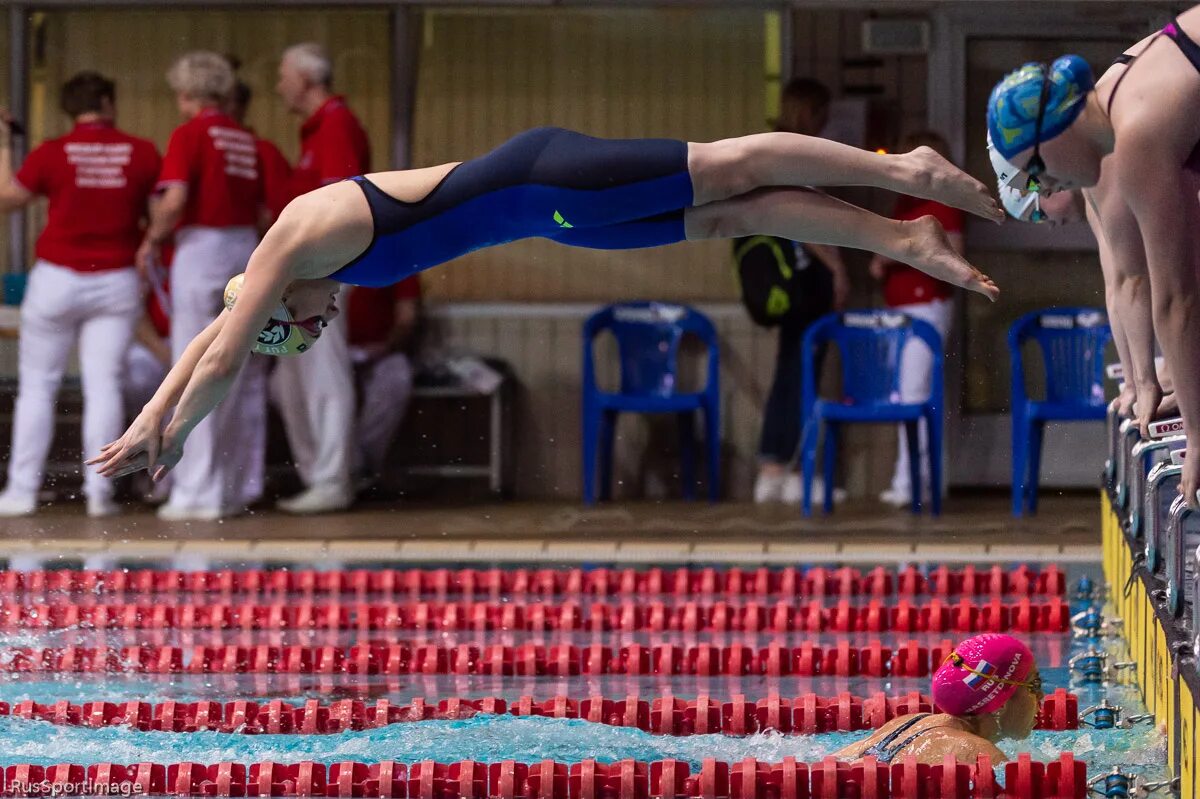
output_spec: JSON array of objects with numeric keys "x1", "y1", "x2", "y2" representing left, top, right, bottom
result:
[
  {"x1": 1009, "y1": 307, "x2": 1111, "y2": 516},
  {"x1": 582, "y1": 302, "x2": 720, "y2": 505},
  {"x1": 798, "y1": 310, "x2": 944, "y2": 517}
]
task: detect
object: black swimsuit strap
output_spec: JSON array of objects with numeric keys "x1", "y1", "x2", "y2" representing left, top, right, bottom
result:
[
  {"x1": 863, "y1": 714, "x2": 931, "y2": 760},
  {"x1": 1164, "y1": 17, "x2": 1200, "y2": 71},
  {"x1": 1108, "y1": 19, "x2": 1200, "y2": 118},
  {"x1": 1105, "y1": 33, "x2": 1164, "y2": 117}
]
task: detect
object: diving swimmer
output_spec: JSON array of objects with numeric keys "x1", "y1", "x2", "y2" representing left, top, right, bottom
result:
[{"x1": 89, "y1": 125, "x2": 1003, "y2": 480}]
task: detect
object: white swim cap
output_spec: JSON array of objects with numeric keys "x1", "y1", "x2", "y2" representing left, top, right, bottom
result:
[{"x1": 223, "y1": 274, "x2": 319, "y2": 357}]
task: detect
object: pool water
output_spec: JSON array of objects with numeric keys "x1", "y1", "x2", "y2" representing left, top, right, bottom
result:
[{"x1": 0, "y1": 564, "x2": 1168, "y2": 790}]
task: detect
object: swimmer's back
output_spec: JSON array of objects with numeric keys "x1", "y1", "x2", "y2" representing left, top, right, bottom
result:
[{"x1": 834, "y1": 713, "x2": 1006, "y2": 766}]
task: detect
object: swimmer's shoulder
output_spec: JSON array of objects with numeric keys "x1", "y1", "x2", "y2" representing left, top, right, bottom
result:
[{"x1": 917, "y1": 721, "x2": 1007, "y2": 765}]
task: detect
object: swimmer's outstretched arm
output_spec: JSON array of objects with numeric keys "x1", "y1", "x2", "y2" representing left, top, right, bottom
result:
[
  {"x1": 1115, "y1": 115, "x2": 1200, "y2": 508},
  {"x1": 90, "y1": 189, "x2": 369, "y2": 479}
]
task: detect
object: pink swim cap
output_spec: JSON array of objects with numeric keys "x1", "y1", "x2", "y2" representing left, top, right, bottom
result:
[{"x1": 931, "y1": 634, "x2": 1035, "y2": 716}]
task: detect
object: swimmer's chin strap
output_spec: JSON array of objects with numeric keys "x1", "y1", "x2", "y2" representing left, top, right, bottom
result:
[
  {"x1": 944, "y1": 651, "x2": 1044, "y2": 694},
  {"x1": 223, "y1": 274, "x2": 322, "y2": 357}
]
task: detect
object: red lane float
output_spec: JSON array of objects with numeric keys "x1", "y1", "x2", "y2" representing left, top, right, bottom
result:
[
  {"x1": 0, "y1": 754, "x2": 1084, "y2": 798},
  {"x1": 0, "y1": 638, "x2": 1069, "y2": 674},
  {"x1": 0, "y1": 689, "x2": 1078, "y2": 734},
  {"x1": 0, "y1": 597, "x2": 1072, "y2": 633},
  {"x1": 0, "y1": 641, "x2": 966, "y2": 676},
  {"x1": 0, "y1": 565, "x2": 1067, "y2": 598}
]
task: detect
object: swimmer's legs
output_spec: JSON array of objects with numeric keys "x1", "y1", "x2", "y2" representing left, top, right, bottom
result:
[
  {"x1": 685, "y1": 187, "x2": 999, "y2": 300},
  {"x1": 687, "y1": 133, "x2": 1003, "y2": 222}
]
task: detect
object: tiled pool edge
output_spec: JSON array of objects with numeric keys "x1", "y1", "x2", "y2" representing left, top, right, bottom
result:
[{"x1": 0, "y1": 538, "x2": 1102, "y2": 564}]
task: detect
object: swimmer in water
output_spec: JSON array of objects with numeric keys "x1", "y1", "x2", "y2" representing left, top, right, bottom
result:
[
  {"x1": 985, "y1": 6, "x2": 1200, "y2": 507},
  {"x1": 89, "y1": 125, "x2": 1003, "y2": 480},
  {"x1": 835, "y1": 633, "x2": 1044, "y2": 766}
]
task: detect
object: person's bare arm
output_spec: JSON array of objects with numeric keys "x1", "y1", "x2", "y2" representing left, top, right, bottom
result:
[
  {"x1": 1085, "y1": 191, "x2": 1138, "y2": 415},
  {"x1": 1086, "y1": 177, "x2": 1160, "y2": 428},
  {"x1": 0, "y1": 111, "x2": 35, "y2": 212},
  {"x1": 133, "y1": 315, "x2": 172, "y2": 367},
  {"x1": 92, "y1": 182, "x2": 373, "y2": 479},
  {"x1": 136, "y1": 183, "x2": 187, "y2": 272},
  {"x1": 1115, "y1": 112, "x2": 1200, "y2": 507},
  {"x1": 89, "y1": 310, "x2": 229, "y2": 478}
]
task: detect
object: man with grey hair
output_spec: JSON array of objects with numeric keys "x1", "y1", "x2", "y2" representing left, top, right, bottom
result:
[
  {"x1": 271, "y1": 42, "x2": 370, "y2": 514},
  {"x1": 137, "y1": 50, "x2": 266, "y2": 520}
]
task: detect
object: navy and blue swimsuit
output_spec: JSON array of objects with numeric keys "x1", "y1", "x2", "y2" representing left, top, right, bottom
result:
[{"x1": 332, "y1": 126, "x2": 695, "y2": 287}]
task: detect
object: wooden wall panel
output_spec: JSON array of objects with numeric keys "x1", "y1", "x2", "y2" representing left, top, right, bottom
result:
[
  {"x1": 28, "y1": 9, "x2": 391, "y2": 168},
  {"x1": 412, "y1": 9, "x2": 765, "y2": 303},
  {"x1": 1, "y1": 9, "x2": 10, "y2": 272}
]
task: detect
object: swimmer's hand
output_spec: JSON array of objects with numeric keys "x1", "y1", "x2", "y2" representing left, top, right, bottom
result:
[
  {"x1": 1115, "y1": 383, "x2": 1137, "y2": 417},
  {"x1": 87, "y1": 409, "x2": 171, "y2": 480},
  {"x1": 1181, "y1": 449, "x2": 1200, "y2": 511},
  {"x1": 1134, "y1": 382, "x2": 1164, "y2": 438}
]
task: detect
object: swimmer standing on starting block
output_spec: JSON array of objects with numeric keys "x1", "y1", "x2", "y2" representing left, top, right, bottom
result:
[
  {"x1": 985, "y1": 4, "x2": 1200, "y2": 507},
  {"x1": 835, "y1": 634, "x2": 1044, "y2": 765},
  {"x1": 90, "y1": 125, "x2": 1003, "y2": 480}
]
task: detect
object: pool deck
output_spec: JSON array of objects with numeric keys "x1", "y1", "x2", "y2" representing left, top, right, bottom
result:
[{"x1": 0, "y1": 493, "x2": 1101, "y2": 565}]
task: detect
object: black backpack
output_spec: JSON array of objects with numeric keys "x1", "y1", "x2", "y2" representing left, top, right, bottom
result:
[{"x1": 732, "y1": 235, "x2": 833, "y2": 328}]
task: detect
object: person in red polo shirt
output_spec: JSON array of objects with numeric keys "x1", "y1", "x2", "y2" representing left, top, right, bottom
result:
[
  {"x1": 0, "y1": 72, "x2": 160, "y2": 517},
  {"x1": 270, "y1": 42, "x2": 370, "y2": 514},
  {"x1": 225, "y1": 66, "x2": 293, "y2": 227},
  {"x1": 138, "y1": 51, "x2": 265, "y2": 521},
  {"x1": 346, "y1": 278, "x2": 422, "y2": 491},
  {"x1": 868, "y1": 131, "x2": 964, "y2": 509}
]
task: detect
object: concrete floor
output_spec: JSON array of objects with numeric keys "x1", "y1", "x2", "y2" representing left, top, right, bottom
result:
[{"x1": 0, "y1": 492, "x2": 1101, "y2": 565}]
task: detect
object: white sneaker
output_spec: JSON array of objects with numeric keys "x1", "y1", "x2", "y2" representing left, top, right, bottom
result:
[
  {"x1": 753, "y1": 472, "x2": 785, "y2": 504},
  {"x1": 781, "y1": 473, "x2": 804, "y2": 505},
  {"x1": 794, "y1": 475, "x2": 848, "y2": 505},
  {"x1": 86, "y1": 496, "x2": 121, "y2": 518},
  {"x1": 879, "y1": 487, "x2": 912, "y2": 508},
  {"x1": 157, "y1": 503, "x2": 224, "y2": 522},
  {"x1": 0, "y1": 491, "x2": 36, "y2": 517},
  {"x1": 277, "y1": 484, "x2": 352, "y2": 515}
]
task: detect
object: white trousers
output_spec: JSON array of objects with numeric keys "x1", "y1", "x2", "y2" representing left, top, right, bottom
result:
[
  {"x1": 889, "y1": 298, "x2": 953, "y2": 496},
  {"x1": 270, "y1": 287, "x2": 354, "y2": 492},
  {"x1": 123, "y1": 342, "x2": 168, "y2": 414},
  {"x1": 5, "y1": 261, "x2": 140, "y2": 502},
  {"x1": 168, "y1": 226, "x2": 266, "y2": 512},
  {"x1": 352, "y1": 350, "x2": 415, "y2": 476}
]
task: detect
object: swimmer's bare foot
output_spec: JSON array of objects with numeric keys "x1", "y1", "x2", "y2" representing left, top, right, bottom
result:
[
  {"x1": 897, "y1": 215, "x2": 1000, "y2": 301},
  {"x1": 902, "y1": 146, "x2": 1005, "y2": 223}
]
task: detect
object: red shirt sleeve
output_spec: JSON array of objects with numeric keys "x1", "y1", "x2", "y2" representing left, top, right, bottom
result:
[
  {"x1": 316, "y1": 118, "x2": 369, "y2": 183},
  {"x1": 394, "y1": 276, "x2": 422, "y2": 301},
  {"x1": 157, "y1": 122, "x2": 199, "y2": 187},
  {"x1": 14, "y1": 143, "x2": 54, "y2": 195}
]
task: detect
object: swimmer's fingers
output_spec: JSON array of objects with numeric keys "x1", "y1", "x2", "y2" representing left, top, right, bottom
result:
[{"x1": 92, "y1": 442, "x2": 143, "y2": 477}]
